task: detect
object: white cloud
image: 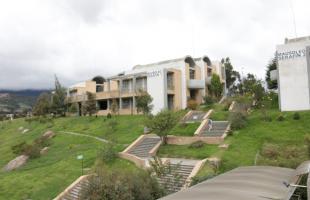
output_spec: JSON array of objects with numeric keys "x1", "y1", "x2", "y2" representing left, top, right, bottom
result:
[{"x1": 0, "y1": 0, "x2": 309, "y2": 89}]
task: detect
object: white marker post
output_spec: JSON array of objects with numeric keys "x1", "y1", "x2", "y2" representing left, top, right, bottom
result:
[{"x1": 77, "y1": 155, "x2": 84, "y2": 175}]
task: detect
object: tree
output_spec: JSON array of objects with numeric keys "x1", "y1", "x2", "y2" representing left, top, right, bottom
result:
[
  {"x1": 33, "y1": 92, "x2": 50, "y2": 116},
  {"x1": 265, "y1": 56, "x2": 278, "y2": 90},
  {"x1": 209, "y1": 74, "x2": 223, "y2": 99},
  {"x1": 144, "y1": 110, "x2": 178, "y2": 144},
  {"x1": 110, "y1": 99, "x2": 119, "y2": 115},
  {"x1": 221, "y1": 57, "x2": 240, "y2": 92},
  {"x1": 82, "y1": 92, "x2": 97, "y2": 116},
  {"x1": 51, "y1": 75, "x2": 66, "y2": 116},
  {"x1": 136, "y1": 90, "x2": 153, "y2": 115}
]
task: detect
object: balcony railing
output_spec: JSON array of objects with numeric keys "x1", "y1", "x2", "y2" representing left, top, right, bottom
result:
[{"x1": 188, "y1": 79, "x2": 205, "y2": 89}]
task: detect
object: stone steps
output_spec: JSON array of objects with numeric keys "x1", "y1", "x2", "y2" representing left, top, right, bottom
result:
[
  {"x1": 156, "y1": 163, "x2": 195, "y2": 194},
  {"x1": 128, "y1": 137, "x2": 161, "y2": 158},
  {"x1": 201, "y1": 121, "x2": 229, "y2": 137},
  {"x1": 61, "y1": 179, "x2": 89, "y2": 200}
]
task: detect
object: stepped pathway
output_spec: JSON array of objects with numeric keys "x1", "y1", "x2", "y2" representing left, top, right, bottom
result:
[
  {"x1": 58, "y1": 177, "x2": 89, "y2": 200},
  {"x1": 200, "y1": 121, "x2": 229, "y2": 137},
  {"x1": 183, "y1": 111, "x2": 206, "y2": 123},
  {"x1": 128, "y1": 136, "x2": 161, "y2": 158},
  {"x1": 155, "y1": 159, "x2": 199, "y2": 194}
]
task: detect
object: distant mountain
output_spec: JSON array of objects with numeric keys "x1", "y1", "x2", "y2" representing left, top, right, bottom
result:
[{"x1": 0, "y1": 89, "x2": 50, "y2": 114}]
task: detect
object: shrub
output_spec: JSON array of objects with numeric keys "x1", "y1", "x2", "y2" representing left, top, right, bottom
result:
[
  {"x1": 81, "y1": 167, "x2": 164, "y2": 200},
  {"x1": 98, "y1": 143, "x2": 117, "y2": 163},
  {"x1": 204, "y1": 96, "x2": 215, "y2": 106},
  {"x1": 277, "y1": 114, "x2": 285, "y2": 121},
  {"x1": 229, "y1": 111, "x2": 247, "y2": 130},
  {"x1": 107, "y1": 113, "x2": 112, "y2": 119},
  {"x1": 293, "y1": 112, "x2": 300, "y2": 120},
  {"x1": 261, "y1": 143, "x2": 279, "y2": 159},
  {"x1": 189, "y1": 141, "x2": 204, "y2": 149},
  {"x1": 24, "y1": 144, "x2": 41, "y2": 159},
  {"x1": 187, "y1": 99, "x2": 198, "y2": 110},
  {"x1": 11, "y1": 141, "x2": 29, "y2": 155}
]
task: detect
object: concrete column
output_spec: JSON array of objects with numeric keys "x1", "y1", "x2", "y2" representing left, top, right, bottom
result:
[
  {"x1": 119, "y1": 79, "x2": 123, "y2": 110},
  {"x1": 133, "y1": 77, "x2": 136, "y2": 93}
]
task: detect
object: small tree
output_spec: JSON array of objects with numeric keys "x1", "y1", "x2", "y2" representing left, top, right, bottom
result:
[
  {"x1": 110, "y1": 99, "x2": 119, "y2": 115},
  {"x1": 136, "y1": 90, "x2": 153, "y2": 115},
  {"x1": 144, "y1": 110, "x2": 178, "y2": 144},
  {"x1": 51, "y1": 75, "x2": 66, "y2": 116},
  {"x1": 265, "y1": 56, "x2": 278, "y2": 90},
  {"x1": 222, "y1": 57, "x2": 240, "y2": 93},
  {"x1": 82, "y1": 92, "x2": 97, "y2": 116},
  {"x1": 209, "y1": 74, "x2": 223, "y2": 99},
  {"x1": 33, "y1": 92, "x2": 50, "y2": 116}
]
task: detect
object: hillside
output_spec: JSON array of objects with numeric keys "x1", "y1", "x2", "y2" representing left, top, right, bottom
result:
[
  {"x1": 0, "y1": 102, "x2": 309, "y2": 199},
  {"x1": 0, "y1": 90, "x2": 49, "y2": 114}
]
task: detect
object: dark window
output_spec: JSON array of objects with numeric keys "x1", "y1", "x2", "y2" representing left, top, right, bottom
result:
[
  {"x1": 190, "y1": 69, "x2": 195, "y2": 79},
  {"x1": 98, "y1": 100, "x2": 108, "y2": 110},
  {"x1": 96, "y1": 85, "x2": 103, "y2": 92}
]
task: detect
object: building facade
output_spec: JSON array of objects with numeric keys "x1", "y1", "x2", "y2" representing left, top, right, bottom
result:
[
  {"x1": 67, "y1": 55, "x2": 226, "y2": 115},
  {"x1": 276, "y1": 36, "x2": 310, "y2": 111}
]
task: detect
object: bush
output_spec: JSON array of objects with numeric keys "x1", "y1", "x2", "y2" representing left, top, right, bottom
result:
[
  {"x1": 24, "y1": 144, "x2": 41, "y2": 159},
  {"x1": 11, "y1": 141, "x2": 29, "y2": 155},
  {"x1": 293, "y1": 112, "x2": 300, "y2": 120},
  {"x1": 261, "y1": 143, "x2": 279, "y2": 159},
  {"x1": 187, "y1": 99, "x2": 198, "y2": 110},
  {"x1": 107, "y1": 113, "x2": 112, "y2": 119},
  {"x1": 229, "y1": 111, "x2": 247, "y2": 130},
  {"x1": 277, "y1": 114, "x2": 285, "y2": 121},
  {"x1": 204, "y1": 96, "x2": 215, "y2": 106},
  {"x1": 81, "y1": 167, "x2": 164, "y2": 200},
  {"x1": 189, "y1": 141, "x2": 204, "y2": 149},
  {"x1": 98, "y1": 143, "x2": 117, "y2": 163}
]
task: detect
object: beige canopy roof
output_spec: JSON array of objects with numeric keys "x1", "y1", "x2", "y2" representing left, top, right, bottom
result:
[{"x1": 161, "y1": 161, "x2": 310, "y2": 200}]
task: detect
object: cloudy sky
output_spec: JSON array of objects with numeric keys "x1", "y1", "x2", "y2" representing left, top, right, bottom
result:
[{"x1": 0, "y1": 0, "x2": 309, "y2": 89}]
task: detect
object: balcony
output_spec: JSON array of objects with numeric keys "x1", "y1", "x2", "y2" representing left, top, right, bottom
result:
[
  {"x1": 96, "y1": 90, "x2": 120, "y2": 99},
  {"x1": 67, "y1": 94, "x2": 87, "y2": 103},
  {"x1": 188, "y1": 79, "x2": 205, "y2": 89}
]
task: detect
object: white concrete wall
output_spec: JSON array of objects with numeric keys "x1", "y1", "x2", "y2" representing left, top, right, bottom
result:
[{"x1": 277, "y1": 40, "x2": 310, "y2": 111}]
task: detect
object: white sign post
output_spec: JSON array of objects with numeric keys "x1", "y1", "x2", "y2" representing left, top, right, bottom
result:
[{"x1": 77, "y1": 155, "x2": 84, "y2": 175}]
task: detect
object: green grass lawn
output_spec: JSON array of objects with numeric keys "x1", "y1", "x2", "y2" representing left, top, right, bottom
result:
[
  {"x1": 0, "y1": 116, "x2": 142, "y2": 200},
  {"x1": 169, "y1": 122, "x2": 201, "y2": 136},
  {"x1": 209, "y1": 103, "x2": 229, "y2": 121},
  {"x1": 158, "y1": 105, "x2": 310, "y2": 180}
]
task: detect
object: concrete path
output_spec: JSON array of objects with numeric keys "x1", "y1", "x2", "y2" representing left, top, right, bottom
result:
[{"x1": 59, "y1": 131, "x2": 110, "y2": 143}]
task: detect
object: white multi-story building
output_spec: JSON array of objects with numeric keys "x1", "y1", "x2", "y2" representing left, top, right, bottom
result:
[
  {"x1": 67, "y1": 55, "x2": 226, "y2": 115},
  {"x1": 275, "y1": 36, "x2": 310, "y2": 111}
]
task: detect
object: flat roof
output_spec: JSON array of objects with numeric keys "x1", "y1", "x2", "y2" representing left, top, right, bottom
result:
[{"x1": 161, "y1": 162, "x2": 310, "y2": 200}]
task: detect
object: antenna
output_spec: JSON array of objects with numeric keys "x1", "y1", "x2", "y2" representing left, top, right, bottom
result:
[{"x1": 289, "y1": 0, "x2": 298, "y2": 38}]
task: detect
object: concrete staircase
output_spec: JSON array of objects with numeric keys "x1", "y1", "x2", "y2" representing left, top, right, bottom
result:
[
  {"x1": 201, "y1": 121, "x2": 229, "y2": 137},
  {"x1": 128, "y1": 136, "x2": 161, "y2": 158},
  {"x1": 183, "y1": 111, "x2": 206, "y2": 123},
  {"x1": 58, "y1": 178, "x2": 89, "y2": 200},
  {"x1": 156, "y1": 163, "x2": 195, "y2": 194}
]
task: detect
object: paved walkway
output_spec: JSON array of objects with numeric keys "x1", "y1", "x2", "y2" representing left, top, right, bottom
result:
[{"x1": 59, "y1": 131, "x2": 110, "y2": 143}]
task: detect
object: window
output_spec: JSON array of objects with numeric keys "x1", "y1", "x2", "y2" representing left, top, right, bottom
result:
[
  {"x1": 122, "y1": 79, "x2": 132, "y2": 92},
  {"x1": 122, "y1": 98, "x2": 132, "y2": 109},
  {"x1": 98, "y1": 100, "x2": 107, "y2": 110},
  {"x1": 167, "y1": 73, "x2": 174, "y2": 90},
  {"x1": 96, "y1": 85, "x2": 103, "y2": 92},
  {"x1": 136, "y1": 77, "x2": 147, "y2": 91},
  {"x1": 190, "y1": 69, "x2": 195, "y2": 79}
]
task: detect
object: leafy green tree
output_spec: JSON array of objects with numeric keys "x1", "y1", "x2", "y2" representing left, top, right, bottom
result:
[
  {"x1": 51, "y1": 75, "x2": 66, "y2": 116},
  {"x1": 82, "y1": 92, "x2": 97, "y2": 116},
  {"x1": 33, "y1": 92, "x2": 50, "y2": 116},
  {"x1": 265, "y1": 56, "x2": 278, "y2": 90},
  {"x1": 221, "y1": 57, "x2": 240, "y2": 92},
  {"x1": 136, "y1": 90, "x2": 153, "y2": 115},
  {"x1": 210, "y1": 74, "x2": 223, "y2": 99},
  {"x1": 144, "y1": 110, "x2": 178, "y2": 144}
]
